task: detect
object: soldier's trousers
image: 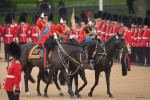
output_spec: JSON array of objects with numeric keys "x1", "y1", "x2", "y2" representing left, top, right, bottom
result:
[
  {"x1": 136, "y1": 47, "x2": 144, "y2": 65},
  {"x1": 7, "y1": 91, "x2": 20, "y2": 100},
  {"x1": 143, "y1": 46, "x2": 149, "y2": 65},
  {"x1": 130, "y1": 46, "x2": 136, "y2": 63},
  {"x1": 4, "y1": 44, "x2": 10, "y2": 60}
]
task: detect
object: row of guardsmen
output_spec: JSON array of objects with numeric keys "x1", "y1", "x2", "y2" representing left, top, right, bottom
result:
[{"x1": 0, "y1": 9, "x2": 150, "y2": 67}]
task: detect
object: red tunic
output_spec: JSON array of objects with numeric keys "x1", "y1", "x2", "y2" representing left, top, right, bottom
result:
[
  {"x1": 95, "y1": 22, "x2": 99, "y2": 32},
  {"x1": 31, "y1": 25, "x2": 40, "y2": 44},
  {"x1": 133, "y1": 28, "x2": 138, "y2": 47},
  {"x1": 1, "y1": 25, "x2": 15, "y2": 44},
  {"x1": 108, "y1": 26, "x2": 113, "y2": 39},
  {"x1": 100, "y1": 23, "x2": 107, "y2": 40},
  {"x1": 142, "y1": 29, "x2": 149, "y2": 46},
  {"x1": 12, "y1": 22, "x2": 18, "y2": 38},
  {"x1": 78, "y1": 25, "x2": 86, "y2": 43},
  {"x1": 113, "y1": 24, "x2": 118, "y2": 35},
  {"x1": 36, "y1": 19, "x2": 51, "y2": 44},
  {"x1": 16, "y1": 25, "x2": 28, "y2": 43},
  {"x1": 4, "y1": 60, "x2": 22, "y2": 92},
  {"x1": 97, "y1": 22, "x2": 104, "y2": 39},
  {"x1": 124, "y1": 30, "x2": 132, "y2": 46},
  {"x1": 105, "y1": 24, "x2": 111, "y2": 42},
  {"x1": 55, "y1": 24, "x2": 69, "y2": 43},
  {"x1": 137, "y1": 28, "x2": 143, "y2": 47},
  {"x1": 0, "y1": 25, "x2": 3, "y2": 41}
]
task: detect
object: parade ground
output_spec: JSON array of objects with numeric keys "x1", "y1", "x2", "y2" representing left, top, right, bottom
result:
[{"x1": 0, "y1": 43, "x2": 150, "y2": 100}]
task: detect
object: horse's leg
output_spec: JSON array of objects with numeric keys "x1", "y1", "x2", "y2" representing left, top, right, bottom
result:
[
  {"x1": 78, "y1": 70, "x2": 88, "y2": 92},
  {"x1": 37, "y1": 69, "x2": 43, "y2": 96},
  {"x1": 24, "y1": 66, "x2": 33, "y2": 96},
  {"x1": 88, "y1": 69, "x2": 100, "y2": 97},
  {"x1": 62, "y1": 69, "x2": 75, "y2": 99},
  {"x1": 53, "y1": 70, "x2": 64, "y2": 96},
  {"x1": 43, "y1": 68, "x2": 55, "y2": 98},
  {"x1": 105, "y1": 69, "x2": 114, "y2": 98},
  {"x1": 73, "y1": 72, "x2": 82, "y2": 98}
]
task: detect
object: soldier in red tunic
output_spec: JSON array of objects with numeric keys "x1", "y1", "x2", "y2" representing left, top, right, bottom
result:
[
  {"x1": 136, "y1": 17, "x2": 144, "y2": 66},
  {"x1": 100, "y1": 12, "x2": 107, "y2": 41},
  {"x1": 97, "y1": 10, "x2": 103, "y2": 39},
  {"x1": 94, "y1": 11, "x2": 98, "y2": 33},
  {"x1": 55, "y1": 6, "x2": 69, "y2": 43},
  {"x1": 105, "y1": 13, "x2": 111, "y2": 42},
  {"x1": 78, "y1": 12, "x2": 88, "y2": 43},
  {"x1": 4, "y1": 42, "x2": 22, "y2": 100},
  {"x1": 142, "y1": 17, "x2": 150, "y2": 66},
  {"x1": 0, "y1": 13, "x2": 15, "y2": 61},
  {"x1": 122, "y1": 16, "x2": 132, "y2": 70}
]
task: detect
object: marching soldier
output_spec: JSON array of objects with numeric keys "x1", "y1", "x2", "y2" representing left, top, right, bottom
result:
[
  {"x1": 100, "y1": 12, "x2": 107, "y2": 41},
  {"x1": 105, "y1": 13, "x2": 111, "y2": 42},
  {"x1": 0, "y1": 13, "x2": 15, "y2": 61},
  {"x1": 142, "y1": 17, "x2": 150, "y2": 66},
  {"x1": 77, "y1": 12, "x2": 88, "y2": 43},
  {"x1": 136, "y1": 17, "x2": 144, "y2": 66},
  {"x1": 16, "y1": 15, "x2": 28, "y2": 45},
  {"x1": 55, "y1": 6, "x2": 69, "y2": 43},
  {"x1": 4, "y1": 42, "x2": 22, "y2": 100},
  {"x1": 97, "y1": 10, "x2": 103, "y2": 39},
  {"x1": 36, "y1": 2, "x2": 57, "y2": 69},
  {"x1": 122, "y1": 16, "x2": 132, "y2": 70},
  {"x1": 112, "y1": 14, "x2": 119, "y2": 35}
]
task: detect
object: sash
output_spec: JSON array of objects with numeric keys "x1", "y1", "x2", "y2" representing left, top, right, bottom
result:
[{"x1": 38, "y1": 25, "x2": 49, "y2": 43}]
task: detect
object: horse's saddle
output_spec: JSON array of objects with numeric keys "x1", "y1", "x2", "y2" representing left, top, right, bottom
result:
[{"x1": 28, "y1": 45, "x2": 52, "y2": 59}]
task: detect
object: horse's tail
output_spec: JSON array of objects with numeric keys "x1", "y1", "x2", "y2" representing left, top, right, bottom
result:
[
  {"x1": 59, "y1": 70, "x2": 66, "y2": 85},
  {"x1": 121, "y1": 57, "x2": 127, "y2": 76}
]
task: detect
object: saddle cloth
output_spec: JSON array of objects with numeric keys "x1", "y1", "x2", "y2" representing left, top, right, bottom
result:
[{"x1": 28, "y1": 45, "x2": 52, "y2": 59}]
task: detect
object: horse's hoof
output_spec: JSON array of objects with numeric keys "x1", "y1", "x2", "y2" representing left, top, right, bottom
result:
[
  {"x1": 43, "y1": 94, "x2": 49, "y2": 98},
  {"x1": 77, "y1": 95, "x2": 82, "y2": 98},
  {"x1": 70, "y1": 95, "x2": 75, "y2": 99},
  {"x1": 26, "y1": 92, "x2": 31, "y2": 97},
  {"x1": 88, "y1": 93, "x2": 93, "y2": 97},
  {"x1": 109, "y1": 95, "x2": 114, "y2": 98},
  {"x1": 59, "y1": 93, "x2": 64, "y2": 96},
  {"x1": 37, "y1": 92, "x2": 42, "y2": 96}
]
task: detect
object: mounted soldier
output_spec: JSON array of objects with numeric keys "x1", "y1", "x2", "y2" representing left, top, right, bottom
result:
[{"x1": 36, "y1": 2, "x2": 57, "y2": 68}]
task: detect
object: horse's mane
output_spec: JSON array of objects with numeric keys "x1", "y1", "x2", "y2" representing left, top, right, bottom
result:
[
  {"x1": 105, "y1": 35, "x2": 116, "y2": 46},
  {"x1": 65, "y1": 39, "x2": 83, "y2": 47}
]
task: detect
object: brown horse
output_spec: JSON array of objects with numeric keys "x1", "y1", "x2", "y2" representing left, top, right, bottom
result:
[{"x1": 19, "y1": 39, "x2": 89, "y2": 98}]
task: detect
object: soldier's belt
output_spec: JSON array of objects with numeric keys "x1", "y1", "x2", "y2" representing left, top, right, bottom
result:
[
  {"x1": 20, "y1": 34, "x2": 27, "y2": 36},
  {"x1": 6, "y1": 75, "x2": 14, "y2": 78},
  {"x1": 5, "y1": 35, "x2": 13, "y2": 37},
  {"x1": 143, "y1": 37, "x2": 148, "y2": 39},
  {"x1": 101, "y1": 32, "x2": 105, "y2": 34}
]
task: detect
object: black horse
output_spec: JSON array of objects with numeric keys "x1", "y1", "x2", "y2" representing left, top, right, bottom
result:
[
  {"x1": 52, "y1": 33, "x2": 127, "y2": 98},
  {"x1": 19, "y1": 38, "x2": 89, "y2": 98}
]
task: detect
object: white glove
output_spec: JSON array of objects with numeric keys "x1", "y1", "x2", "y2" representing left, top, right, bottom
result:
[
  {"x1": 28, "y1": 38, "x2": 32, "y2": 42},
  {"x1": 1, "y1": 37, "x2": 4, "y2": 42},
  {"x1": 60, "y1": 18, "x2": 63, "y2": 24},
  {"x1": 69, "y1": 35, "x2": 73, "y2": 39},
  {"x1": 41, "y1": 13, "x2": 44, "y2": 18},
  {"x1": 13, "y1": 38, "x2": 15, "y2": 41},
  {"x1": 89, "y1": 21, "x2": 92, "y2": 26},
  {"x1": 128, "y1": 47, "x2": 131, "y2": 51},
  {"x1": 15, "y1": 38, "x2": 18, "y2": 42},
  {"x1": 75, "y1": 35, "x2": 79, "y2": 38},
  {"x1": 54, "y1": 35, "x2": 58, "y2": 39},
  {"x1": 35, "y1": 34, "x2": 38, "y2": 37}
]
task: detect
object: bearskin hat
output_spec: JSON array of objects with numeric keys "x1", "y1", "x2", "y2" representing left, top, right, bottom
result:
[
  {"x1": 106, "y1": 13, "x2": 111, "y2": 20},
  {"x1": 48, "y1": 13, "x2": 53, "y2": 21},
  {"x1": 97, "y1": 10, "x2": 102, "y2": 18},
  {"x1": 38, "y1": 2, "x2": 50, "y2": 16},
  {"x1": 32, "y1": 13, "x2": 38, "y2": 25},
  {"x1": 11, "y1": 11, "x2": 15, "y2": 20},
  {"x1": 144, "y1": 17, "x2": 150, "y2": 26},
  {"x1": 80, "y1": 12, "x2": 88, "y2": 24},
  {"x1": 57, "y1": 6, "x2": 69, "y2": 21},
  {"x1": 145, "y1": 10, "x2": 150, "y2": 18},
  {"x1": 119, "y1": 15, "x2": 123, "y2": 23},
  {"x1": 122, "y1": 16, "x2": 131, "y2": 28},
  {"x1": 131, "y1": 16, "x2": 136, "y2": 24},
  {"x1": 101, "y1": 12, "x2": 107, "y2": 20},
  {"x1": 5, "y1": 13, "x2": 12, "y2": 24},
  {"x1": 112, "y1": 13, "x2": 118, "y2": 21},
  {"x1": 137, "y1": 17, "x2": 143, "y2": 25},
  {"x1": 9, "y1": 42, "x2": 21, "y2": 60},
  {"x1": 94, "y1": 11, "x2": 98, "y2": 19},
  {"x1": 75, "y1": 16, "x2": 80, "y2": 24},
  {"x1": 128, "y1": 15, "x2": 132, "y2": 22},
  {"x1": 21, "y1": 12, "x2": 28, "y2": 19},
  {"x1": 19, "y1": 15, "x2": 26, "y2": 23}
]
